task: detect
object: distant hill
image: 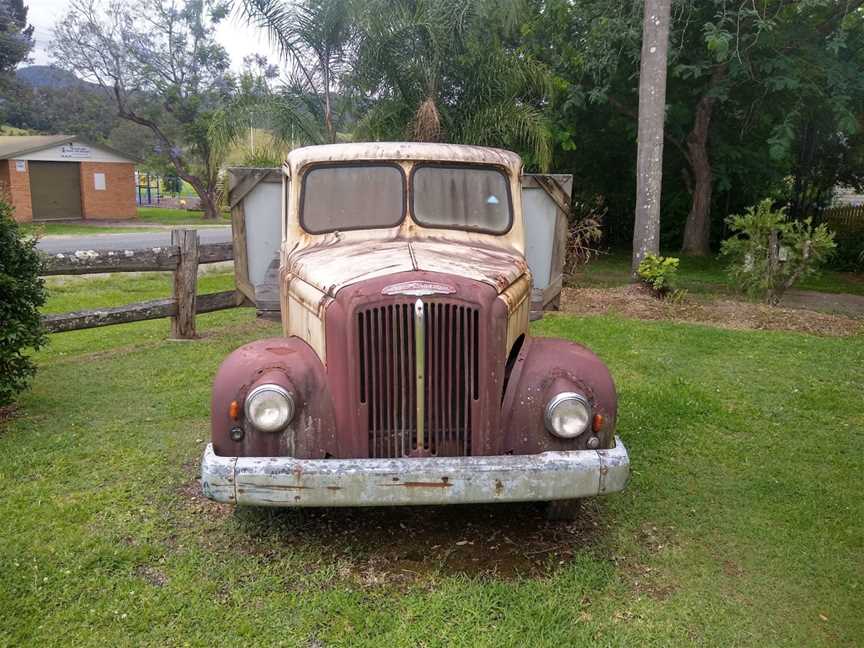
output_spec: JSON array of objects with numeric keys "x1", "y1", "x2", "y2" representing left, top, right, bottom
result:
[{"x1": 16, "y1": 65, "x2": 93, "y2": 89}]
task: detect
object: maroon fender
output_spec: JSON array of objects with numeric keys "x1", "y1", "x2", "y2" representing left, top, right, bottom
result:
[
  {"x1": 500, "y1": 336, "x2": 618, "y2": 453},
  {"x1": 211, "y1": 337, "x2": 337, "y2": 458}
]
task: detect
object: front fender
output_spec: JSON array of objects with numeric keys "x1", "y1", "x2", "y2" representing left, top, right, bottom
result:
[
  {"x1": 211, "y1": 337, "x2": 337, "y2": 458},
  {"x1": 500, "y1": 337, "x2": 618, "y2": 453}
]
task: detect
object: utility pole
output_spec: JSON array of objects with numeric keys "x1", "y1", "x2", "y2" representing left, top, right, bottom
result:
[{"x1": 632, "y1": 0, "x2": 672, "y2": 275}]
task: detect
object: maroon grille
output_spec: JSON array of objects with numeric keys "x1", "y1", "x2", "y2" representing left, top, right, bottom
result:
[{"x1": 357, "y1": 301, "x2": 479, "y2": 458}]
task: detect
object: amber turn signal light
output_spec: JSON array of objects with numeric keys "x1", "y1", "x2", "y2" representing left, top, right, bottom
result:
[
  {"x1": 229, "y1": 400, "x2": 240, "y2": 420},
  {"x1": 592, "y1": 413, "x2": 603, "y2": 433}
]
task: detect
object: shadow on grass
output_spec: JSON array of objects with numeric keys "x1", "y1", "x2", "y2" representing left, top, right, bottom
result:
[{"x1": 227, "y1": 499, "x2": 614, "y2": 580}]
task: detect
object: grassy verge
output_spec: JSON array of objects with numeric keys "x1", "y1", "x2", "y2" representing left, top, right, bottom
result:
[
  {"x1": 23, "y1": 223, "x2": 160, "y2": 236},
  {"x1": 572, "y1": 251, "x2": 864, "y2": 296},
  {"x1": 1, "y1": 277, "x2": 861, "y2": 646},
  {"x1": 18, "y1": 207, "x2": 230, "y2": 236},
  {"x1": 137, "y1": 207, "x2": 230, "y2": 226},
  {"x1": 42, "y1": 269, "x2": 237, "y2": 315}
]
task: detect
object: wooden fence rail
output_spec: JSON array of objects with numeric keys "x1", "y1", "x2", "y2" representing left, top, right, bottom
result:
[{"x1": 40, "y1": 229, "x2": 243, "y2": 338}]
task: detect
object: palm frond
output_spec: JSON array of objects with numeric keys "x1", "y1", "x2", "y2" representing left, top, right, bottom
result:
[{"x1": 457, "y1": 102, "x2": 552, "y2": 171}]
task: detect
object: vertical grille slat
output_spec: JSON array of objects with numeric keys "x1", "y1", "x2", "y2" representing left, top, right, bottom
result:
[{"x1": 358, "y1": 300, "x2": 479, "y2": 458}]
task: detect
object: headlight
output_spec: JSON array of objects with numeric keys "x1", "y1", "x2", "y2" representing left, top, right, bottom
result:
[
  {"x1": 244, "y1": 384, "x2": 295, "y2": 432},
  {"x1": 544, "y1": 392, "x2": 592, "y2": 439}
]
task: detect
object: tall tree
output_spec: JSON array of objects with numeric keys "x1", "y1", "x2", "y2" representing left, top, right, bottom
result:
[
  {"x1": 237, "y1": 0, "x2": 356, "y2": 144},
  {"x1": 632, "y1": 0, "x2": 671, "y2": 272},
  {"x1": 0, "y1": 0, "x2": 32, "y2": 76},
  {"x1": 53, "y1": 0, "x2": 234, "y2": 220},
  {"x1": 0, "y1": 0, "x2": 34, "y2": 121}
]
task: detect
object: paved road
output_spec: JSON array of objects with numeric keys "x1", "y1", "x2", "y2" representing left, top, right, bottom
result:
[{"x1": 36, "y1": 228, "x2": 232, "y2": 254}]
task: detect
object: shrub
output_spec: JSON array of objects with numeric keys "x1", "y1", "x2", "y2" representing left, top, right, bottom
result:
[
  {"x1": 829, "y1": 229, "x2": 864, "y2": 272},
  {"x1": 564, "y1": 213, "x2": 604, "y2": 272},
  {"x1": 0, "y1": 191, "x2": 47, "y2": 407},
  {"x1": 240, "y1": 142, "x2": 286, "y2": 168},
  {"x1": 636, "y1": 254, "x2": 680, "y2": 296},
  {"x1": 721, "y1": 199, "x2": 836, "y2": 305}
]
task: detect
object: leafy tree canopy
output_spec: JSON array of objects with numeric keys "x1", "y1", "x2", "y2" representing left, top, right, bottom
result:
[
  {"x1": 525, "y1": 0, "x2": 864, "y2": 252},
  {"x1": 53, "y1": 0, "x2": 236, "y2": 218}
]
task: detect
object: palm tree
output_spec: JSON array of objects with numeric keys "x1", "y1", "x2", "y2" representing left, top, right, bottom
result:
[
  {"x1": 220, "y1": 0, "x2": 552, "y2": 169},
  {"x1": 236, "y1": 0, "x2": 356, "y2": 144},
  {"x1": 353, "y1": 0, "x2": 552, "y2": 169}
]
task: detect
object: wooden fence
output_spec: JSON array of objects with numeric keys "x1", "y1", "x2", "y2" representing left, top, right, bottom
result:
[
  {"x1": 40, "y1": 229, "x2": 242, "y2": 338},
  {"x1": 818, "y1": 204, "x2": 864, "y2": 232}
]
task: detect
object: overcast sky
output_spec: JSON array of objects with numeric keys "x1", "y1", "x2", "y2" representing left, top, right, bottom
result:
[{"x1": 26, "y1": 0, "x2": 282, "y2": 71}]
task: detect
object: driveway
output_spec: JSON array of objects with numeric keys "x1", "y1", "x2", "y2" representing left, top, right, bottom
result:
[
  {"x1": 780, "y1": 288, "x2": 864, "y2": 318},
  {"x1": 36, "y1": 228, "x2": 232, "y2": 253}
]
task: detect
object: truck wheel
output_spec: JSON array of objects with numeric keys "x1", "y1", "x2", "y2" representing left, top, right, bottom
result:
[{"x1": 545, "y1": 498, "x2": 582, "y2": 521}]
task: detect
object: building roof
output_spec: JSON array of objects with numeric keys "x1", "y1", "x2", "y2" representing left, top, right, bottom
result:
[
  {"x1": 286, "y1": 142, "x2": 523, "y2": 176},
  {"x1": 0, "y1": 135, "x2": 74, "y2": 159},
  {"x1": 0, "y1": 135, "x2": 138, "y2": 162}
]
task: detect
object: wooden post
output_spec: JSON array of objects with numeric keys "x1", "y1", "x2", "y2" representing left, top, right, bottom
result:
[
  {"x1": 171, "y1": 229, "x2": 199, "y2": 339},
  {"x1": 767, "y1": 228, "x2": 779, "y2": 304}
]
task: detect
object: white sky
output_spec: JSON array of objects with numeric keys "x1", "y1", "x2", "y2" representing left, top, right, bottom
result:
[{"x1": 26, "y1": 0, "x2": 282, "y2": 71}]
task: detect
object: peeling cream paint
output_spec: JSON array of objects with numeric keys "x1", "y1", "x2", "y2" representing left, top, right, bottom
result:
[{"x1": 278, "y1": 143, "x2": 532, "y2": 364}]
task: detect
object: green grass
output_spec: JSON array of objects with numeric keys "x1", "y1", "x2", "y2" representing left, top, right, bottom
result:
[
  {"x1": 137, "y1": 207, "x2": 230, "y2": 226},
  {"x1": 1, "y1": 275, "x2": 862, "y2": 646},
  {"x1": 43, "y1": 269, "x2": 237, "y2": 315},
  {"x1": 23, "y1": 223, "x2": 160, "y2": 236},
  {"x1": 18, "y1": 207, "x2": 229, "y2": 237},
  {"x1": 573, "y1": 251, "x2": 864, "y2": 296}
]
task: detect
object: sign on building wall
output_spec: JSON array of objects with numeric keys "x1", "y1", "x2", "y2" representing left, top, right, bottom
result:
[
  {"x1": 94, "y1": 173, "x2": 106, "y2": 191},
  {"x1": 60, "y1": 143, "x2": 92, "y2": 159},
  {"x1": 15, "y1": 160, "x2": 26, "y2": 172}
]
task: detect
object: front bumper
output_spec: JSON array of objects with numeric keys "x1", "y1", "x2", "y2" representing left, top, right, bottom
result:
[{"x1": 200, "y1": 436, "x2": 630, "y2": 507}]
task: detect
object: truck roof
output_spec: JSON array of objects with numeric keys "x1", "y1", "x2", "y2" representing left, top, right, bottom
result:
[{"x1": 286, "y1": 142, "x2": 523, "y2": 176}]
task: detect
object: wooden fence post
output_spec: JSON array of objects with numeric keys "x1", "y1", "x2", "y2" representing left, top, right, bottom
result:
[{"x1": 171, "y1": 229, "x2": 199, "y2": 339}]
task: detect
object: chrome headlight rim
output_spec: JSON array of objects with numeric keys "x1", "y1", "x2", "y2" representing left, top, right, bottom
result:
[
  {"x1": 244, "y1": 383, "x2": 295, "y2": 433},
  {"x1": 544, "y1": 391, "x2": 592, "y2": 439}
]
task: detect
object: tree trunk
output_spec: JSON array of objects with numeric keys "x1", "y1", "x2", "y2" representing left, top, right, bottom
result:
[
  {"x1": 198, "y1": 188, "x2": 221, "y2": 220},
  {"x1": 632, "y1": 0, "x2": 672, "y2": 274},
  {"x1": 323, "y1": 58, "x2": 336, "y2": 144},
  {"x1": 680, "y1": 66, "x2": 726, "y2": 256},
  {"x1": 181, "y1": 173, "x2": 220, "y2": 220},
  {"x1": 681, "y1": 153, "x2": 712, "y2": 255},
  {"x1": 114, "y1": 102, "x2": 221, "y2": 220}
]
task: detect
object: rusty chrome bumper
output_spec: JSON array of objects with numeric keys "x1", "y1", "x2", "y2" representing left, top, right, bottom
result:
[{"x1": 200, "y1": 436, "x2": 629, "y2": 507}]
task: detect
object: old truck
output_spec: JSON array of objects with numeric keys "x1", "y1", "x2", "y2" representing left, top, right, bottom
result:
[{"x1": 201, "y1": 142, "x2": 629, "y2": 516}]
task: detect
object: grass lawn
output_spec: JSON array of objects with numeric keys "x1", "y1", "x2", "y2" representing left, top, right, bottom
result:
[
  {"x1": 18, "y1": 208, "x2": 229, "y2": 237},
  {"x1": 573, "y1": 251, "x2": 864, "y2": 296},
  {"x1": 23, "y1": 223, "x2": 160, "y2": 236},
  {"x1": 41, "y1": 269, "x2": 237, "y2": 316},
  {"x1": 1, "y1": 276, "x2": 862, "y2": 646},
  {"x1": 137, "y1": 207, "x2": 231, "y2": 226}
]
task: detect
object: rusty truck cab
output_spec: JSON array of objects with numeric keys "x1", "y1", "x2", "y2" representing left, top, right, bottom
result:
[{"x1": 202, "y1": 143, "x2": 629, "y2": 511}]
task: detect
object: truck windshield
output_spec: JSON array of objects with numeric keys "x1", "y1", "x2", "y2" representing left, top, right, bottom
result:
[
  {"x1": 412, "y1": 165, "x2": 512, "y2": 234},
  {"x1": 301, "y1": 164, "x2": 405, "y2": 233}
]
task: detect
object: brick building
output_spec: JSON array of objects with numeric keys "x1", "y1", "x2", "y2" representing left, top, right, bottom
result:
[{"x1": 0, "y1": 135, "x2": 138, "y2": 222}]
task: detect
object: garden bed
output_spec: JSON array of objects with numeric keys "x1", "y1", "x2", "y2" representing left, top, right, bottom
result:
[{"x1": 560, "y1": 285, "x2": 863, "y2": 337}]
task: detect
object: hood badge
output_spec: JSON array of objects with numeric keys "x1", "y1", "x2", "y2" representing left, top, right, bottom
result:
[{"x1": 382, "y1": 281, "x2": 456, "y2": 297}]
